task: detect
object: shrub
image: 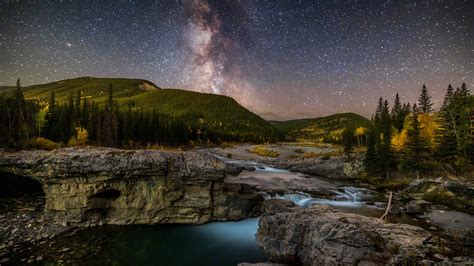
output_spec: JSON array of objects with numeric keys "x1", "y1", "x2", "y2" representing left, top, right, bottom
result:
[
  {"x1": 248, "y1": 145, "x2": 279, "y2": 157},
  {"x1": 422, "y1": 190, "x2": 458, "y2": 208},
  {"x1": 76, "y1": 127, "x2": 88, "y2": 146},
  {"x1": 321, "y1": 154, "x2": 331, "y2": 160},
  {"x1": 30, "y1": 137, "x2": 61, "y2": 150},
  {"x1": 68, "y1": 127, "x2": 88, "y2": 147},
  {"x1": 375, "y1": 177, "x2": 412, "y2": 191},
  {"x1": 293, "y1": 148, "x2": 304, "y2": 154},
  {"x1": 302, "y1": 151, "x2": 320, "y2": 158}
]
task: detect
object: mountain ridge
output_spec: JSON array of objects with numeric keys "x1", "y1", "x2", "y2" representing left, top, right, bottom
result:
[{"x1": 0, "y1": 77, "x2": 279, "y2": 142}]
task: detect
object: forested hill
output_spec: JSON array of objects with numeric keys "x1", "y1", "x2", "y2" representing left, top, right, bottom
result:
[
  {"x1": 0, "y1": 77, "x2": 279, "y2": 143},
  {"x1": 271, "y1": 112, "x2": 369, "y2": 143},
  {"x1": 0, "y1": 77, "x2": 161, "y2": 103}
]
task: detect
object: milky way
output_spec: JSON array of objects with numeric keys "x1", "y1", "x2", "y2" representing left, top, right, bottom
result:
[
  {"x1": 183, "y1": 0, "x2": 256, "y2": 109},
  {"x1": 0, "y1": 0, "x2": 472, "y2": 119}
]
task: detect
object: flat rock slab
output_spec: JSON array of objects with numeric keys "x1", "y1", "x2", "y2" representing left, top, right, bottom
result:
[
  {"x1": 226, "y1": 169, "x2": 337, "y2": 195},
  {"x1": 426, "y1": 210, "x2": 474, "y2": 234}
]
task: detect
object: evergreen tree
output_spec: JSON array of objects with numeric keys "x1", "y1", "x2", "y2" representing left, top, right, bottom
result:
[
  {"x1": 418, "y1": 84, "x2": 434, "y2": 114},
  {"x1": 364, "y1": 124, "x2": 379, "y2": 175},
  {"x1": 14, "y1": 78, "x2": 29, "y2": 142},
  {"x1": 44, "y1": 92, "x2": 57, "y2": 141},
  {"x1": 401, "y1": 104, "x2": 433, "y2": 172},
  {"x1": 342, "y1": 125, "x2": 355, "y2": 158},
  {"x1": 392, "y1": 93, "x2": 402, "y2": 115},
  {"x1": 442, "y1": 84, "x2": 454, "y2": 109},
  {"x1": 391, "y1": 93, "x2": 405, "y2": 132},
  {"x1": 75, "y1": 90, "x2": 81, "y2": 125},
  {"x1": 378, "y1": 99, "x2": 393, "y2": 176},
  {"x1": 81, "y1": 96, "x2": 89, "y2": 128},
  {"x1": 452, "y1": 85, "x2": 471, "y2": 170},
  {"x1": 103, "y1": 83, "x2": 115, "y2": 147},
  {"x1": 435, "y1": 85, "x2": 457, "y2": 162}
]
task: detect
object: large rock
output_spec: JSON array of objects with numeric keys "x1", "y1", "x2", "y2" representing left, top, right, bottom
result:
[
  {"x1": 405, "y1": 199, "x2": 431, "y2": 214},
  {"x1": 403, "y1": 179, "x2": 474, "y2": 214},
  {"x1": 0, "y1": 148, "x2": 262, "y2": 226},
  {"x1": 279, "y1": 156, "x2": 363, "y2": 180},
  {"x1": 256, "y1": 199, "x2": 436, "y2": 265}
]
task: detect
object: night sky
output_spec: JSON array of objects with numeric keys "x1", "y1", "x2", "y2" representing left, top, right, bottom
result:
[{"x1": 0, "y1": 0, "x2": 472, "y2": 119}]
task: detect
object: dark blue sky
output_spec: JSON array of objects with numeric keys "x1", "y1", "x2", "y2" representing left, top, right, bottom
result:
[{"x1": 1, "y1": 0, "x2": 472, "y2": 119}]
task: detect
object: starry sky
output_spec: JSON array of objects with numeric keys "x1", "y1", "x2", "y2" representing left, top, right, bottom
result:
[{"x1": 0, "y1": 0, "x2": 472, "y2": 120}]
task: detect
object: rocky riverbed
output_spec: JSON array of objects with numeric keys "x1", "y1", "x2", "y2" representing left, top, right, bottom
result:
[
  {"x1": 0, "y1": 145, "x2": 473, "y2": 265},
  {"x1": 256, "y1": 199, "x2": 473, "y2": 265}
]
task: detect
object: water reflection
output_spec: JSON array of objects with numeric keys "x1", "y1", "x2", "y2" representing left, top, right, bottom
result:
[{"x1": 25, "y1": 218, "x2": 265, "y2": 266}]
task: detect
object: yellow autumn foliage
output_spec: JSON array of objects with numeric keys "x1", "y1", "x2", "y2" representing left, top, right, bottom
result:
[
  {"x1": 391, "y1": 128, "x2": 408, "y2": 151},
  {"x1": 68, "y1": 127, "x2": 89, "y2": 147},
  {"x1": 355, "y1": 127, "x2": 366, "y2": 136},
  {"x1": 418, "y1": 113, "x2": 438, "y2": 147},
  {"x1": 391, "y1": 113, "x2": 438, "y2": 151},
  {"x1": 76, "y1": 127, "x2": 89, "y2": 146}
]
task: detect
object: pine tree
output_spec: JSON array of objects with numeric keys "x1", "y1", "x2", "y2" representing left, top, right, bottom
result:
[
  {"x1": 103, "y1": 83, "x2": 114, "y2": 147},
  {"x1": 81, "y1": 96, "x2": 89, "y2": 128},
  {"x1": 452, "y1": 84, "x2": 471, "y2": 170},
  {"x1": 391, "y1": 93, "x2": 405, "y2": 132},
  {"x1": 378, "y1": 99, "x2": 393, "y2": 176},
  {"x1": 402, "y1": 104, "x2": 432, "y2": 172},
  {"x1": 418, "y1": 84, "x2": 434, "y2": 114},
  {"x1": 364, "y1": 124, "x2": 379, "y2": 175},
  {"x1": 435, "y1": 85, "x2": 457, "y2": 162},
  {"x1": 44, "y1": 92, "x2": 57, "y2": 141},
  {"x1": 442, "y1": 84, "x2": 454, "y2": 109},
  {"x1": 392, "y1": 93, "x2": 402, "y2": 115},
  {"x1": 342, "y1": 125, "x2": 355, "y2": 158},
  {"x1": 14, "y1": 78, "x2": 30, "y2": 142}
]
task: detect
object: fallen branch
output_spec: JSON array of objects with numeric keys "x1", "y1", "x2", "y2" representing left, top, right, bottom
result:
[{"x1": 380, "y1": 190, "x2": 393, "y2": 220}]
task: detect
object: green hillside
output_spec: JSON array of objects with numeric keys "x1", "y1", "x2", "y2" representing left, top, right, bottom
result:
[
  {"x1": 271, "y1": 112, "x2": 369, "y2": 143},
  {"x1": 0, "y1": 77, "x2": 160, "y2": 104},
  {"x1": 0, "y1": 77, "x2": 279, "y2": 142}
]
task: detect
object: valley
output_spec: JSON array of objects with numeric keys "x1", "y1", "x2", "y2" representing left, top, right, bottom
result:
[{"x1": 0, "y1": 143, "x2": 472, "y2": 265}]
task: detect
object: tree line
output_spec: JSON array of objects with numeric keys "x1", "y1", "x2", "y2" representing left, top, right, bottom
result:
[
  {"x1": 357, "y1": 83, "x2": 473, "y2": 177},
  {"x1": 0, "y1": 80, "x2": 267, "y2": 149}
]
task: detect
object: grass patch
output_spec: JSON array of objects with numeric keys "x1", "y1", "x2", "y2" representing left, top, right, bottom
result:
[
  {"x1": 219, "y1": 142, "x2": 235, "y2": 149},
  {"x1": 422, "y1": 191, "x2": 458, "y2": 208},
  {"x1": 302, "y1": 151, "x2": 319, "y2": 158},
  {"x1": 358, "y1": 172, "x2": 413, "y2": 191},
  {"x1": 27, "y1": 137, "x2": 61, "y2": 150},
  {"x1": 422, "y1": 190, "x2": 473, "y2": 215},
  {"x1": 247, "y1": 145, "x2": 280, "y2": 158},
  {"x1": 293, "y1": 148, "x2": 305, "y2": 154},
  {"x1": 299, "y1": 149, "x2": 343, "y2": 159}
]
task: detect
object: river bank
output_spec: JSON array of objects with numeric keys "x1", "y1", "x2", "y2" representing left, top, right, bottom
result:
[{"x1": 0, "y1": 145, "x2": 473, "y2": 264}]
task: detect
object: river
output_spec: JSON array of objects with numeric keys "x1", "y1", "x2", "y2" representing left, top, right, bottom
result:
[{"x1": 4, "y1": 158, "x2": 387, "y2": 265}]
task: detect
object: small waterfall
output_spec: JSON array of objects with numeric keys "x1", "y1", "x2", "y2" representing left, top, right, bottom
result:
[
  {"x1": 263, "y1": 192, "x2": 311, "y2": 206},
  {"x1": 264, "y1": 187, "x2": 378, "y2": 209},
  {"x1": 332, "y1": 187, "x2": 369, "y2": 202}
]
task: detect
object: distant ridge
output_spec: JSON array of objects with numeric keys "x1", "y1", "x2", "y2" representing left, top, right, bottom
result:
[
  {"x1": 271, "y1": 112, "x2": 369, "y2": 142},
  {"x1": 0, "y1": 77, "x2": 280, "y2": 142}
]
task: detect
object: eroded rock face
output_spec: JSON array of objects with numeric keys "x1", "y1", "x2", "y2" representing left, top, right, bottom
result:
[
  {"x1": 276, "y1": 156, "x2": 363, "y2": 180},
  {"x1": 0, "y1": 148, "x2": 262, "y2": 226},
  {"x1": 256, "y1": 199, "x2": 435, "y2": 265}
]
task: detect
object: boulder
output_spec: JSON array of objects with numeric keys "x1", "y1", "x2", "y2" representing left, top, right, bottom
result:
[
  {"x1": 0, "y1": 148, "x2": 262, "y2": 226},
  {"x1": 256, "y1": 199, "x2": 436, "y2": 265},
  {"x1": 403, "y1": 179, "x2": 474, "y2": 214},
  {"x1": 405, "y1": 200, "x2": 431, "y2": 214}
]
